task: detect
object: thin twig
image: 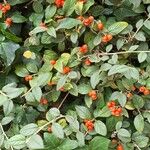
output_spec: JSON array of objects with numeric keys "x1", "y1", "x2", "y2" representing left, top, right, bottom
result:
[
  {"x1": 129, "y1": 16, "x2": 150, "y2": 41},
  {"x1": 80, "y1": 50, "x2": 150, "y2": 60},
  {"x1": 26, "y1": 115, "x2": 64, "y2": 143},
  {"x1": 0, "y1": 123, "x2": 14, "y2": 150},
  {"x1": 134, "y1": 143, "x2": 141, "y2": 150},
  {"x1": 58, "y1": 92, "x2": 70, "y2": 109},
  {"x1": 0, "y1": 91, "x2": 8, "y2": 97},
  {"x1": 21, "y1": 87, "x2": 34, "y2": 98}
]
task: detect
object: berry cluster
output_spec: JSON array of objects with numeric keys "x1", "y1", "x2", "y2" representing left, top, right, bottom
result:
[
  {"x1": 40, "y1": 98, "x2": 48, "y2": 105},
  {"x1": 83, "y1": 16, "x2": 94, "y2": 26},
  {"x1": 88, "y1": 90, "x2": 97, "y2": 100},
  {"x1": 139, "y1": 86, "x2": 150, "y2": 95},
  {"x1": 55, "y1": 0, "x2": 65, "y2": 8},
  {"x1": 79, "y1": 44, "x2": 88, "y2": 54},
  {"x1": 107, "y1": 101, "x2": 122, "y2": 117},
  {"x1": 0, "y1": 3, "x2": 11, "y2": 14},
  {"x1": 102, "y1": 34, "x2": 113, "y2": 43},
  {"x1": 84, "y1": 120, "x2": 94, "y2": 131},
  {"x1": 25, "y1": 75, "x2": 33, "y2": 82}
]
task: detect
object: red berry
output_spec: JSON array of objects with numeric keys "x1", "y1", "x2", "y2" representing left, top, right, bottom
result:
[
  {"x1": 79, "y1": 44, "x2": 88, "y2": 53},
  {"x1": 1, "y1": 7, "x2": 7, "y2": 13},
  {"x1": 88, "y1": 90, "x2": 96, "y2": 97},
  {"x1": 143, "y1": 89, "x2": 150, "y2": 95},
  {"x1": 0, "y1": 3, "x2": 3, "y2": 9},
  {"x1": 5, "y1": 3, "x2": 11, "y2": 11},
  {"x1": 117, "y1": 144, "x2": 124, "y2": 150},
  {"x1": 5, "y1": 18, "x2": 13, "y2": 27},
  {"x1": 97, "y1": 22, "x2": 104, "y2": 30},
  {"x1": 84, "y1": 58, "x2": 91, "y2": 65},
  {"x1": 88, "y1": 16, "x2": 94, "y2": 22},
  {"x1": 139, "y1": 86, "x2": 146, "y2": 92},
  {"x1": 40, "y1": 98, "x2": 48, "y2": 105},
  {"x1": 102, "y1": 35, "x2": 108, "y2": 43},
  {"x1": 107, "y1": 34, "x2": 113, "y2": 41},
  {"x1": 55, "y1": 0, "x2": 64, "y2": 8},
  {"x1": 50, "y1": 60, "x2": 56, "y2": 65},
  {"x1": 25, "y1": 75, "x2": 33, "y2": 82},
  {"x1": 63, "y1": 66, "x2": 71, "y2": 74}
]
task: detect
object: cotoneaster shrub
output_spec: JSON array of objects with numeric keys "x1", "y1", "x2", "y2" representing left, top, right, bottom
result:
[{"x1": 0, "y1": 0, "x2": 150, "y2": 150}]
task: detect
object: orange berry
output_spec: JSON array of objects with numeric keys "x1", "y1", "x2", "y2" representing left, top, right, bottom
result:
[
  {"x1": 1, "y1": 7, "x2": 7, "y2": 13},
  {"x1": 50, "y1": 60, "x2": 56, "y2": 65},
  {"x1": 143, "y1": 89, "x2": 150, "y2": 95},
  {"x1": 48, "y1": 81, "x2": 55, "y2": 86},
  {"x1": 0, "y1": 3, "x2": 3, "y2": 9},
  {"x1": 59, "y1": 87, "x2": 65, "y2": 91},
  {"x1": 79, "y1": 44, "x2": 88, "y2": 53},
  {"x1": 117, "y1": 144, "x2": 124, "y2": 150},
  {"x1": 88, "y1": 16, "x2": 94, "y2": 22},
  {"x1": 102, "y1": 35, "x2": 108, "y2": 43},
  {"x1": 88, "y1": 90, "x2": 96, "y2": 97},
  {"x1": 97, "y1": 22, "x2": 104, "y2": 30},
  {"x1": 139, "y1": 86, "x2": 146, "y2": 93},
  {"x1": 117, "y1": 107, "x2": 122, "y2": 113},
  {"x1": 25, "y1": 75, "x2": 32, "y2": 81},
  {"x1": 107, "y1": 34, "x2": 113, "y2": 41},
  {"x1": 83, "y1": 18, "x2": 91, "y2": 26},
  {"x1": 77, "y1": 16, "x2": 84, "y2": 21},
  {"x1": 111, "y1": 139, "x2": 118, "y2": 145},
  {"x1": 5, "y1": 18, "x2": 13, "y2": 27},
  {"x1": 127, "y1": 92, "x2": 133, "y2": 98},
  {"x1": 91, "y1": 94, "x2": 97, "y2": 100},
  {"x1": 5, "y1": 3, "x2": 11, "y2": 11},
  {"x1": 40, "y1": 98, "x2": 48, "y2": 105},
  {"x1": 84, "y1": 58, "x2": 91, "y2": 65},
  {"x1": 63, "y1": 66, "x2": 71, "y2": 74}
]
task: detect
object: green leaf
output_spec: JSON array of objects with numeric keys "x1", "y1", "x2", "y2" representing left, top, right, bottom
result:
[
  {"x1": 90, "y1": 71, "x2": 101, "y2": 89},
  {"x1": 0, "y1": 42, "x2": 20, "y2": 66},
  {"x1": 57, "y1": 75, "x2": 67, "y2": 91},
  {"x1": 15, "y1": 65, "x2": 29, "y2": 77},
  {"x1": 56, "y1": 18, "x2": 82, "y2": 30},
  {"x1": 108, "y1": 65, "x2": 129, "y2": 76},
  {"x1": 89, "y1": 136, "x2": 110, "y2": 150},
  {"x1": 134, "y1": 114, "x2": 144, "y2": 133},
  {"x1": 47, "y1": 27, "x2": 56, "y2": 38},
  {"x1": 44, "y1": 133, "x2": 62, "y2": 148},
  {"x1": 70, "y1": 32, "x2": 78, "y2": 44},
  {"x1": 135, "y1": 31, "x2": 146, "y2": 41},
  {"x1": 132, "y1": 95, "x2": 144, "y2": 109},
  {"x1": 20, "y1": 123, "x2": 38, "y2": 136},
  {"x1": 51, "y1": 123, "x2": 64, "y2": 139},
  {"x1": 144, "y1": 20, "x2": 150, "y2": 29},
  {"x1": 46, "y1": 108, "x2": 60, "y2": 121},
  {"x1": 108, "y1": 22, "x2": 128, "y2": 35},
  {"x1": 78, "y1": 83, "x2": 92, "y2": 94},
  {"x1": 76, "y1": 132, "x2": 85, "y2": 147},
  {"x1": 26, "y1": 63, "x2": 38, "y2": 73},
  {"x1": 1, "y1": 116, "x2": 14, "y2": 125},
  {"x1": 2, "y1": 83, "x2": 24, "y2": 99},
  {"x1": 27, "y1": 134, "x2": 44, "y2": 149},
  {"x1": 94, "y1": 120, "x2": 107, "y2": 136},
  {"x1": 45, "y1": 5, "x2": 57, "y2": 20},
  {"x1": 75, "y1": 105, "x2": 91, "y2": 119},
  {"x1": 63, "y1": 0, "x2": 76, "y2": 16},
  {"x1": 11, "y1": 13, "x2": 27, "y2": 23},
  {"x1": 3, "y1": 100, "x2": 14, "y2": 116},
  {"x1": 32, "y1": 86, "x2": 42, "y2": 102},
  {"x1": 29, "y1": 72, "x2": 52, "y2": 87},
  {"x1": 8, "y1": 134, "x2": 26, "y2": 149},
  {"x1": 32, "y1": 1, "x2": 43, "y2": 13},
  {"x1": 138, "y1": 52, "x2": 147, "y2": 63},
  {"x1": 29, "y1": 27, "x2": 47, "y2": 35},
  {"x1": 0, "y1": 95, "x2": 8, "y2": 106},
  {"x1": 110, "y1": 92, "x2": 127, "y2": 107},
  {"x1": 94, "y1": 106, "x2": 111, "y2": 118}
]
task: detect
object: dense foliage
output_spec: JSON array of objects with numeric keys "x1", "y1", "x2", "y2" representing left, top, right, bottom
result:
[{"x1": 0, "y1": 0, "x2": 150, "y2": 149}]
